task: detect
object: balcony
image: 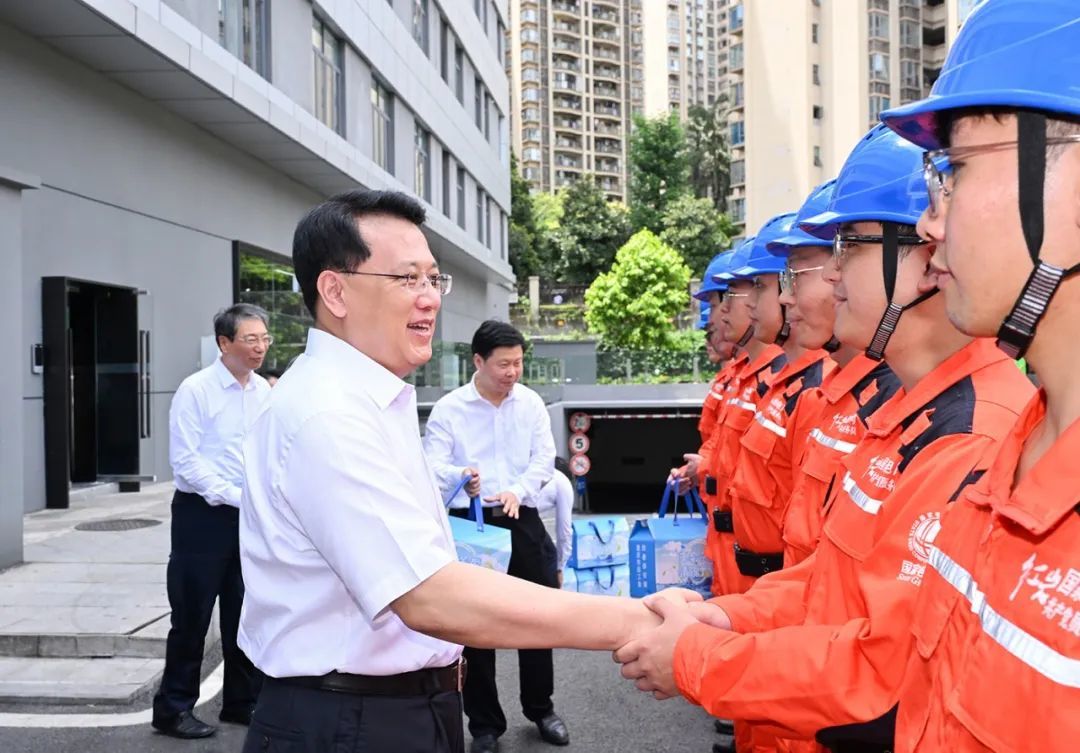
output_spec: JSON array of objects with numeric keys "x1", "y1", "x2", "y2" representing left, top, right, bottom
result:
[
  {"x1": 554, "y1": 20, "x2": 580, "y2": 33},
  {"x1": 595, "y1": 159, "x2": 621, "y2": 174},
  {"x1": 594, "y1": 47, "x2": 620, "y2": 62},
  {"x1": 595, "y1": 104, "x2": 621, "y2": 118},
  {"x1": 552, "y1": 1, "x2": 580, "y2": 17},
  {"x1": 595, "y1": 140, "x2": 621, "y2": 154},
  {"x1": 553, "y1": 96, "x2": 583, "y2": 111},
  {"x1": 595, "y1": 122, "x2": 622, "y2": 135},
  {"x1": 900, "y1": 5, "x2": 920, "y2": 20},
  {"x1": 729, "y1": 4, "x2": 743, "y2": 33},
  {"x1": 594, "y1": 82, "x2": 620, "y2": 98},
  {"x1": 555, "y1": 137, "x2": 583, "y2": 150},
  {"x1": 598, "y1": 177, "x2": 621, "y2": 193},
  {"x1": 593, "y1": 9, "x2": 619, "y2": 23},
  {"x1": 553, "y1": 39, "x2": 582, "y2": 54},
  {"x1": 593, "y1": 0, "x2": 618, "y2": 8},
  {"x1": 554, "y1": 117, "x2": 582, "y2": 129},
  {"x1": 554, "y1": 156, "x2": 583, "y2": 169},
  {"x1": 553, "y1": 58, "x2": 581, "y2": 72},
  {"x1": 594, "y1": 64, "x2": 620, "y2": 80}
]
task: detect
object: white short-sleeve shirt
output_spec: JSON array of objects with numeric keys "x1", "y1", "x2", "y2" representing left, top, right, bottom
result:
[{"x1": 238, "y1": 328, "x2": 462, "y2": 678}]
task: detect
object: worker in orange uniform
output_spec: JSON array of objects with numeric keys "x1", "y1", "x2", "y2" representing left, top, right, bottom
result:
[
  {"x1": 614, "y1": 124, "x2": 1036, "y2": 753},
  {"x1": 878, "y1": 2, "x2": 1080, "y2": 750},
  {"x1": 767, "y1": 181, "x2": 903, "y2": 568},
  {"x1": 724, "y1": 213, "x2": 836, "y2": 589}
]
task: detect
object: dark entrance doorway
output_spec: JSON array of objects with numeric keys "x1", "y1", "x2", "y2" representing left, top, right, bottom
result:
[{"x1": 42, "y1": 277, "x2": 154, "y2": 509}]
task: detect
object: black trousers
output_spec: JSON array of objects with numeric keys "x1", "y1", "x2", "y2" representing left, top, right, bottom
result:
[
  {"x1": 242, "y1": 678, "x2": 464, "y2": 753},
  {"x1": 152, "y1": 490, "x2": 262, "y2": 722},
  {"x1": 449, "y1": 505, "x2": 558, "y2": 739}
]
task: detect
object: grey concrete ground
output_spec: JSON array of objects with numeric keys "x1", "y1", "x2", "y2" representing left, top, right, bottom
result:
[{"x1": 0, "y1": 647, "x2": 722, "y2": 752}]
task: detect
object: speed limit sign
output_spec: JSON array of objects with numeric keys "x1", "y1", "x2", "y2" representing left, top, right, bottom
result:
[
  {"x1": 569, "y1": 453, "x2": 591, "y2": 476},
  {"x1": 569, "y1": 432, "x2": 591, "y2": 455},
  {"x1": 568, "y1": 412, "x2": 592, "y2": 433}
]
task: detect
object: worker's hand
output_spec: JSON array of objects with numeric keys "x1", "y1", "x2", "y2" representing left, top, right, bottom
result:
[
  {"x1": 484, "y1": 491, "x2": 521, "y2": 519},
  {"x1": 462, "y1": 467, "x2": 481, "y2": 498},
  {"x1": 681, "y1": 453, "x2": 703, "y2": 479},
  {"x1": 613, "y1": 597, "x2": 698, "y2": 700},
  {"x1": 647, "y1": 588, "x2": 705, "y2": 608},
  {"x1": 686, "y1": 602, "x2": 733, "y2": 631}
]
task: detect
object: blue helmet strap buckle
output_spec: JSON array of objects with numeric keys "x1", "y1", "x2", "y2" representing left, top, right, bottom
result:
[{"x1": 866, "y1": 222, "x2": 938, "y2": 361}]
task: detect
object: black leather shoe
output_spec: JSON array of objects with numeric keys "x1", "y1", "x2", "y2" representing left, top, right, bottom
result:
[
  {"x1": 470, "y1": 734, "x2": 499, "y2": 753},
  {"x1": 714, "y1": 718, "x2": 735, "y2": 735},
  {"x1": 151, "y1": 710, "x2": 217, "y2": 739},
  {"x1": 711, "y1": 742, "x2": 736, "y2": 753},
  {"x1": 536, "y1": 713, "x2": 570, "y2": 746},
  {"x1": 218, "y1": 706, "x2": 253, "y2": 726}
]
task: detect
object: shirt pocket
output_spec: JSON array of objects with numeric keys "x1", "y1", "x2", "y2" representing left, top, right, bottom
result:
[{"x1": 821, "y1": 473, "x2": 881, "y2": 562}]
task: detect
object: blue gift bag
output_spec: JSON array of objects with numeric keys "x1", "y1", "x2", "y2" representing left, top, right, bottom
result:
[
  {"x1": 561, "y1": 567, "x2": 578, "y2": 592},
  {"x1": 629, "y1": 481, "x2": 712, "y2": 597},
  {"x1": 567, "y1": 516, "x2": 630, "y2": 569},
  {"x1": 570, "y1": 564, "x2": 631, "y2": 597},
  {"x1": 443, "y1": 477, "x2": 512, "y2": 573}
]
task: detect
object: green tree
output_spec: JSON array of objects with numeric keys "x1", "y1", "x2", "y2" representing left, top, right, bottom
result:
[
  {"x1": 584, "y1": 229, "x2": 691, "y2": 349},
  {"x1": 508, "y1": 153, "x2": 542, "y2": 280},
  {"x1": 628, "y1": 113, "x2": 691, "y2": 233},
  {"x1": 685, "y1": 100, "x2": 732, "y2": 211},
  {"x1": 551, "y1": 175, "x2": 631, "y2": 283},
  {"x1": 658, "y1": 194, "x2": 737, "y2": 273}
]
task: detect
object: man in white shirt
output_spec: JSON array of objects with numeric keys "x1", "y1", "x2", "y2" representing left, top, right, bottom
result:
[
  {"x1": 424, "y1": 321, "x2": 569, "y2": 753},
  {"x1": 238, "y1": 190, "x2": 688, "y2": 753},
  {"x1": 151, "y1": 304, "x2": 271, "y2": 740}
]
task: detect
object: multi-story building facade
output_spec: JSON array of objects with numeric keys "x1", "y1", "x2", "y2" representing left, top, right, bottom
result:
[
  {"x1": 638, "y1": 0, "x2": 728, "y2": 119},
  {"x1": 722, "y1": 0, "x2": 974, "y2": 232},
  {"x1": 0, "y1": 0, "x2": 512, "y2": 567},
  {"x1": 509, "y1": 0, "x2": 633, "y2": 201}
]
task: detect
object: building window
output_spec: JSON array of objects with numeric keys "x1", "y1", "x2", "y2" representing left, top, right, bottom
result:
[
  {"x1": 812, "y1": 105, "x2": 824, "y2": 120},
  {"x1": 236, "y1": 246, "x2": 312, "y2": 371},
  {"x1": 455, "y1": 45, "x2": 465, "y2": 102},
  {"x1": 901, "y1": 59, "x2": 920, "y2": 88},
  {"x1": 813, "y1": 146, "x2": 822, "y2": 167},
  {"x1": 813, "y1": 64, "x2": 821, "y2": 85},
  {"x1": 219, "y1": 0, "x2": 269, "y2": 77},
  {"x1": 811, "y1": 23, "x2": 819, "y2": 43},
  {"x1": 475, "y1": 80, "x2": 484, "y2": 129},
  {"x1": 498, "y1": 20, "x2": 507, "y2": 67},
  {"x1": 731, "y1": 81, "x2": 744, "y2": 107},
  {"x1": 730, "y1": 159, "x2": 745, "y2": 185},
  {"x1": 729, "y1": 43, "x2": 743, "y2": 71},
  {"x1": 440, "y1": 18, "x2": 449, "y2": 82},
  {"x1": 731, "y1": 197, "x2": 745, "y2": 223},
  {"x1": 476, "y1": 188, "x2": 485, "y2": 242},
  {"x1": 456, "y1": 167, "x2": 466, "y2": 227},
  {"x1": 484, "y1": 95, "x2": 492, "y2": 141},
  {"x1": 412, "y1": 0, "x2": 429, "y2": 55},
  {"x1": 729, "y1": 120, "x2": 745, "y2": 146},
  {"x1": 869, "y1": 94, "x2": 892, "y2": 122},
  {"x1": 312, "y1": 17, "x2": 344, "y2": 134},
  {"x1": 414, "y1": 125, "x2": 431, "y2": 202},
  {"x1": 869, "y1": 52, "x2": 890, "y2": 82},
  {"x1": 442, "y1": 151, "x2": 452, "y2": 217},
  {"x1": 371, "y1": 80, "x2": 394, "y2": 172},
  {"x1": 869, "y1": 11, "x2": 889, "y2": 40}
]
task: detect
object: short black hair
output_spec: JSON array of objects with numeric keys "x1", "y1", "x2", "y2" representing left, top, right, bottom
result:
[
  {"x1": 292, "y1": 189, "x2": 427, "y2": 316},
  {"x1": 471, "y1": 320, "x2": 527, "y2": 359},
  {"x1": 213, "y1": 303, "x2": 269, "y2": 342}
]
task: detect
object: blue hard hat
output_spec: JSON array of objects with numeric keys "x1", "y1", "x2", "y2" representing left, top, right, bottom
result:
[
  {"x1": 714, "y1": 237, "x2": 755, "y2": 281},
  {"x1": 881, "y1": 0, "x2": 1080, "y2": 150},
  {"x1": 696, "y1": 300, "x2": 710, "y2": 330},
  {"x1": 735, "y1": 213, "x2": 796, "y2": 276},
  {"x1": 800, "y1": 125, "x2": 928, "y2": 240},
  {"x1": 767, "y1": 181, "x2": 836, "y2": 256},
  {"x1": 693, "y1": 252, "x2": 732, "y2": 301}
]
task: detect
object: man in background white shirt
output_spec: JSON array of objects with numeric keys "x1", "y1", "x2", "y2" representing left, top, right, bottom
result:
[
  {"x1": 424, "y1": 321, "x2": 569, "y2": 753},
  {"x1": 151, "y1": 304, "x2": 271, "y2": 740},
  {"x1": 238, "y1": 190, "x2": 686, "y2": 753}
]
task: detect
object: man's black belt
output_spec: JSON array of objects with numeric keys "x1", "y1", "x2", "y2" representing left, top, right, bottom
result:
[
  {"x1": 733, "y1": 544, "x2": 783, "y2": 577},
  {"x1": 277, "y1": 658, "x2": 466, "y2": 697},
  {"x1": 704, "y1": 475, "x2": 718, "y2": 496},
  {"x1": 712, "y1": 509, "x2": 734, "y2": 533},
  {"x1": 821, "y1": 744, "x2": 892, "y2": 753}
]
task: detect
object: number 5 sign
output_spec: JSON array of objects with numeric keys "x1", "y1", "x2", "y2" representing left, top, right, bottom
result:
[{"x1": 569, "y1": 432, "x2": 591, "y2": 455}]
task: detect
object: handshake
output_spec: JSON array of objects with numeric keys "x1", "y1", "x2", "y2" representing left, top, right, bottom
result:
[{"x1": 613, "y1": 588, "x2": 733, "y2": 700}]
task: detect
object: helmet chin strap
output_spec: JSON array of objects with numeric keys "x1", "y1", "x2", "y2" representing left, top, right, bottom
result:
[
  {"x1": 736, "y1": 323, "x2": 755, "y2": 348},
  {"x1": 865, "y1": 223, "x2": 939, "y2": 361},
  {"x1": 996, "y1": 110, "x2": 1080, "y2": 359},
  {"x1": 823, "y1": 336, "x2": 842, "y2": 353}
]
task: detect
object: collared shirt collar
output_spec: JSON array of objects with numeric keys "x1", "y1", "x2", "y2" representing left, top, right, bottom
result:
[
  {"x1": 867, "y1": 338, "x2": 1008, "y2": 437},
  {"x1": 463, "y1": 375, "x2": 519, "y2": 405},
  {"x1": 771, "y1": 348, "x2": 830, "y2": 385},
  {"x1": 984, "y1": 392, "x2": 1080, "y2": 535},
  {"x1": 821, "y1": 353, "x2": 882, "y2": 404},
  {"x1": 304, "y1": 328, "x2": 412, "y2": 411},
  {"x1": 212, "y1": 355, "x2": 257, "y2": 392}
]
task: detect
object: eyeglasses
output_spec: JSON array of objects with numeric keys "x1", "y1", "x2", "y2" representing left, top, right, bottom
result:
[
  {"x1": 923, "y1": 135, "x2": 1080, "y2": 216},
  {"x1": 832, "y1": 233, "x2": 928, "y2": 268},
  {"x1": 339, "y1": 270, "x2": 453, "y2": 295},
  {"x1": 780, "y1": 265, "x2": 825, "y2": 294},
  {"x1": 720, "y1": 290, "x2": 750, "y2": 303},
  {"x1": 236, "y1": 334, "x2": 273, "y2": 347}
]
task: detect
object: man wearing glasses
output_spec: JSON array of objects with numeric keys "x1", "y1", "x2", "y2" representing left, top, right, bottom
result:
[
  {"x1": 614, "y1": 125, "x2": 1034, "y2": 753},
  {"x1": 237, "y1": 190, "x2": 685, "y2": 753},
  {"x1": 151, "y1": 304, "x2": 272, "y2": 739}
]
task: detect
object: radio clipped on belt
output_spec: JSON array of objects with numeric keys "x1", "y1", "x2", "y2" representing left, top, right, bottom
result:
[
  {"x1": 733, "y1": 543, "x2": 784, "y2": 577},
  {"x1": 704, "y1": 475, "x2": 718, "y2": 496},
  {"x1": 712, "y1": 509, "x2": 734, "y2": 533}
]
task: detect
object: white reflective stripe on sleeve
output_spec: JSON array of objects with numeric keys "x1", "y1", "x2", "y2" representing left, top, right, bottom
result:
[
  {"x1": 754, "y1": 411, "x2": 787, "y2": 438},
  {"x1": 810, "y1": 428, "x2": 857, "y2": 454},
  {"x1": 841, "y1": 471, "x2": 883, "y2": 515},
  {"x1": 729, "y1": 398, "x2": 756, "y2": 412},
  {"x1": 929, "y1": 546, "x2": 1080, "y2": 689}
]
